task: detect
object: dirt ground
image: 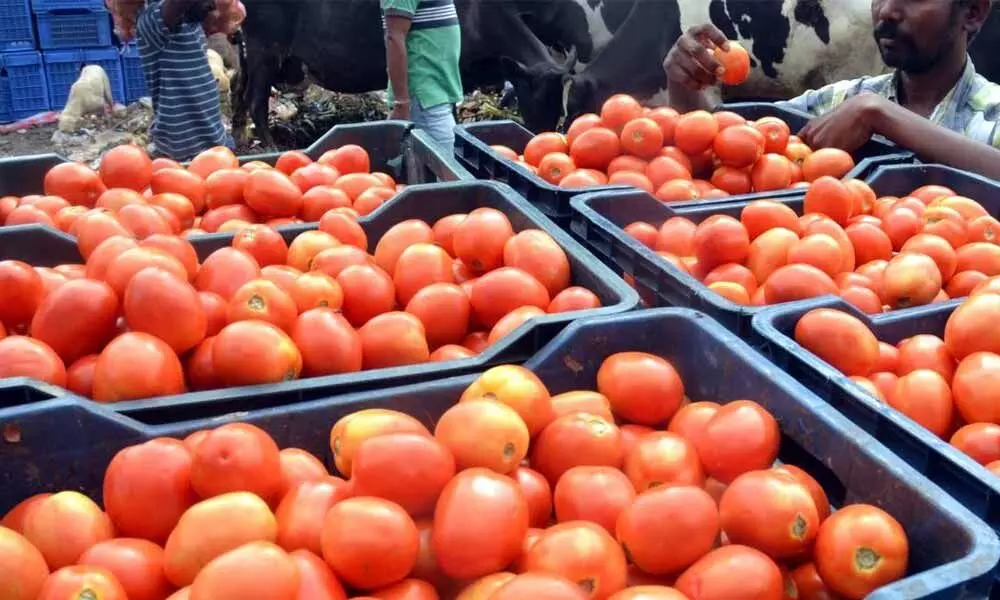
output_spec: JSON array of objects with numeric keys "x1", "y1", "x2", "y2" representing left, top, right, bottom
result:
[{"x1": 0, "y1": 85, "x2": 520, "y2": 164}]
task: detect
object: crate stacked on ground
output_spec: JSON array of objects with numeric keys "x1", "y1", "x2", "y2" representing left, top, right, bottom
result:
[
  {"x1": 0, "y1": 308, "x2": 997, "y2": 597},
  {"x1": 0, "y1": 49, "x2": 50, "y2": 123},
  {"x1": 453, "y1": 101, "x2": 914, "y2": 229},
  {"x1": 120, "y1": 41, "x2": 144, "y2": 103},
  {"x1": 0, "y1": 0, "x2": 49, "y2": 123},
  {"x1": 28, "y1": 0, "x2": 125, "y2": 110},
  {"x1": 569, "y1": 162, "x2": 1000, "y2": 340},
  {"x1": 753, "y1": 294, "x2": 1000, "y2": 594}
]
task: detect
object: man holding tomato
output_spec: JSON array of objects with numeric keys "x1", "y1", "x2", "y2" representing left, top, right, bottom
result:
[
  {"x1": 382, "y1": 0, "x2": 464, "y2": 155},
  {"x1": 663, "y1": 0, "x2": 1000, "y2": 180},
  {"x1": 134, "y1": 0, "x2": 235, "y2": 160}
]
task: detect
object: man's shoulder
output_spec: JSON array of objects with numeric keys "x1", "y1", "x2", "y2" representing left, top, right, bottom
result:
[{"x1": 966, "y1": 74, "x2": 1000, "y2": 115}]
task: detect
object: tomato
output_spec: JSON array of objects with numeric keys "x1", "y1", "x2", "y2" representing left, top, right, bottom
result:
[
  {"x1": 358, "y1": 311, "x2": 430, "y2": 369},
  {"x1": 887, "y1": 369, "x2": 954, "y2": 437},
  {"x1": 319, "y1": 210, "x2": 367, "y2": 249},
  {"x1": 881, "y1": 253, "x2": 942, "y2": 309},
  {"x1": 511, "y1": 467, "x2": 553, "y2": 528},
  {"x1": 674, "y1": 544, "x2": 784, "y2": 600},
  {"x1": 460, "y1": 365, "x2": 554, "y2": 436},
  {"x1": 554, "y1": 466, "x2": 635, "y2": 533},
  {"x1": 78, "y1": 538, "x2": 172, "y2": 600},
  {"x1": 594, "y1": 351, "x2": 684, "y2": 425},
  {"x1": 814, "y1": 505, "x2": 908, "y2": 599},
  {"x1": 771, "y1": 465, "x2": 831, "y2": 522},
  {"x1": 2, "y1": 494, "x2": 51, "y2": 534},
  {"x1": 952, "y1": 351, "x2": 1000, "y2": 424},
  {"x1": 281, "y1": 550, "x2": 345, "y2": 600},
  {"x1": 624, "y1": 432, "x2": 704, "y2": 491},
  {"x1": 23, "y1": 491, "x2": 114, "y2": 569},
  {"x1": 0, "y1": 260, "x2": 44, "y2": 329},
  {"x1": 490, "y1": 573, "x2": 589, "y2": 600},
  {"x1": 435, "y1": 399, "x2": 529, "y2": 474},
  {"x1": 189, "y1": 541, "x2": 297, "y2": 600},
  {"x1": 124, "y1": 267, "x2": 207, "y2": 353},
  {"x1": 719, "y1": 469, "x2": 820, "y2": 559},
  {"x1": 404, "y1": 282, "x2": 472, "y2": 348},
  {"x1": 621, "y1": 117, "x2": 665, "y2": 159},
  {"x1": 337, "y1": 264, "x2": 397, "y2": 327},
  {"x1": 392, "y1": 243, "x2": 455, "y2": 306},
  {"x1": 453, "y1": 208, "x2": 515, "y2": 273},
  {"x1": 195, "y1": 247, "x2": 261, "y2": 301},
  {"x1": 37, "y1": 565, "x2": 127, "y2": 600},
  {"x1": 104, "y1": 437, "x2": 197, "y2": 544},
  {"x1": 667, "y1": 401, "x2": 720, "y2": 444},
  {"x1": 532, "y1": 413, "x2": 624, "y2": 485},
  {"x1": 99, "y1": 144, "x2": 153, "y2": 191},
  {"x1": 549, "y1": 390, "x2": 614, "y2": 422},
  {"x1": 227, "y1": 279, "x2": 299, "y2": 332},
  {"x1": 93, "y1": 332, "x2": 185, "y2": 402},
  {"x1": 290, "y1": 308, "x2": 362, "y2": 376},
  {"x1": 212, "y1": 320, "x2": 302, "y2": 386},
  {"x1": 502, "y1": 230, "x2": 571, "y2": 297},
  {"x1": 693, "y1": 215, "x2": 750, "y2": 271},
  {"x1": 272, "y1": 477, "x2": 348, "y2": 558},
  {"x1": 608, "y1": 587, "x2": 688, "y2": 600},
  {"x1": 320, "y1": 497, "x2": 418, "y2": 590},
  {"x1": 164, "y1": 491, "x2": 278, "y2": 587},
  {"x1": 616, "y1": 485, "x2": 718, "y2": 575},
  {"x1": 432, "y1": 468, "x2": 529, "y2": 580},
  {"x1": 601, "y1": 94, "x2": 644, "y2": 133},
  {"x1": 25, "y1": 278, "x2": 116, "y2": 367},
  {"x1": 944, "y1": 293, "x2": 1000, "y2": 359},
  {"x1": 522, "y1": 521, "x2": 627, "y2": 599},
  {"x1": 455, "y1": 572, "x2": 517, "y2": 599},
  {"x1": 351, "y1": 432, "x2": 456, "y2": 517},
  {"x1": 329, "y1": 409, "x2": 430, "y2": 477},
  {"x1": 794, "y1": 308, "x2": 879, "y2": 377},
  {"x1": 674, "y1": 110, "x2": 719, "y2": 155},
  {"x1": 695, "y1": 400, "x2": 780, "y2": 484},
  {"x1": 0, "y1": 525, "x2": 49, "y2": 600},
  {"x1": 190, "y1": 422, "x2": 283, "y2": 502},
  {"x1": 337, "y1": 173, "x2": 386, "y2": 203},
  {"x1": 367, "y1": 578, "x2": 438, "y2": 599},
  {"x1": 951, "y1": 423, "x2": 1000, "y2": 465}
]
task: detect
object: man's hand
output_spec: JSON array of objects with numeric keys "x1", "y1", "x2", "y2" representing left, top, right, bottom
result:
[
  {"x1": 798, "y1": 92, "x2": 886, "y2": 153},
  {"x1": 390, "y1": 100, "x2": 411, "y2": 120},
  {"x1": 663, "y1": 24, "x2": 731, "y2": 92}
]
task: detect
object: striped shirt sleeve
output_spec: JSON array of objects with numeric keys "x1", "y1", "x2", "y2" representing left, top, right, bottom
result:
[
  {"x1": 136, "y1": 2, "x2": 171, "y2": 50},
  {"x1": 382, "y1": 0, "x2": 417, "y2": 18}
]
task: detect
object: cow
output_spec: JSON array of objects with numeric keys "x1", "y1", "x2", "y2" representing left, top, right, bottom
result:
[
  {"x1": 505, "y1": 0, "x2": 1000, "y2": 133},
  {"x1": 230, "y1": 0, "x2": 586, "y2": 146}
]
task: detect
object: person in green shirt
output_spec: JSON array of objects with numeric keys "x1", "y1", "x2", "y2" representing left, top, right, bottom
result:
[{"x1": 382, "y1": 0, "x2": 464, "y2": 154}]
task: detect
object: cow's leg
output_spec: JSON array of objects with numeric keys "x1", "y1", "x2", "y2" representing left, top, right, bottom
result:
[
  {"x1": 244, "y1": 39, "x2": 282, "y2": 148},
  {"x1": 230, "y1": 29, "x2": 249, "y2": 143}
]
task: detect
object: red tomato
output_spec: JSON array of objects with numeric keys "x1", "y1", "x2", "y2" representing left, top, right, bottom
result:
[
  {"x1": 553, "y1": 466, "x2": 635, "y2": 534},
  {"x1": 320, "y1": 497, "x2": 419, "y2": 590},
  {"x1": 674, "y1": 545, "x2": 784, "y2": 600},
  {"x1": 191, "y1": 423, "x2": 283, "y2": 503},
  {"x1": 522, "y1": 521, "x2": 628, "y2": 599},
  {"x1": 78, "y1": 538, "x2": 173, "y2": 600},
  {"x1": 37, "y1": 565, "x2": 127, "y2": 600},
  {"x1": 432, "y1": 468, "x2": 529, "y2": 580}
]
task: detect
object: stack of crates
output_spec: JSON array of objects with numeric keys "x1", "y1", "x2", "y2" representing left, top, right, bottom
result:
[
  {"x1": 120, "y1": 41, "x2": 146, "y2": 103},
  {"x1": 32, "y1": 0, "x2": 125, "y2": 110},
  {"x1": 0, "y1": 0, "x2": 48, "y2": 123}
]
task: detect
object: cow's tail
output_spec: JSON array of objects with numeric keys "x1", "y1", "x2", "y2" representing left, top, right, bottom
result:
[{"x1": 230, "y1": 28, "x2": 249, "y2": 137}]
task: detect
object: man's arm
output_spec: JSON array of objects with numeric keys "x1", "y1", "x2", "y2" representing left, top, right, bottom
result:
[
  {"x1": 870, "y1": 100, "x2": 1000, "y2": 180},
  {"x1": 384, "y1": 14, "x2": 412, "y2": 119}
]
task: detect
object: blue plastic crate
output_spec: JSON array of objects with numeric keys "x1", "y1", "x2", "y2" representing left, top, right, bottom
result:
[
  {"x1": 0, "y1": 121, "x2": 471, "y2": 198},
  {"x1": 0, "y1": 0, "x2": 35, "y2": 50},
  {"x1": 0, "y1": 179, "x2": 639, "y2": 416},
  {"x1": 753, "y1": 296, "x2": 1000, "y2": 594},
  {"x1": 120, "y1": 42, "x2": 146, "y2": 103},
  {"x1": 31, "y1": 0, "x2": 103, "y2": 12},
  {"x1": 1, "y1": 308, "x2": 996, "y2": 597},
  {"x1": 568, "y1": 162, "x2": 1000, "y2": 339},
  {"x1": 0, "y1": 52, "x2": 51, "y2": 123},
  {"x1": 43, "y1": 46, "x2": 124, "y2": 108},
  {"x1": 35, "y1": 8, "x2": 113, "y2": 50},
  {"x1": 454, "y1": 102, "x2": 914, "y2": 229}
]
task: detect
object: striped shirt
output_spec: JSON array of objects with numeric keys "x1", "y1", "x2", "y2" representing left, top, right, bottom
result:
[
  {"x1": 136, "y1": 2, "x2": 230, "y2": 161},
  {"x1": 381, "y1": 0, "x2": 463, "y2": 108},
  {"x1": 777, "y1": 56, "x2": 1000, "y2": 148}
]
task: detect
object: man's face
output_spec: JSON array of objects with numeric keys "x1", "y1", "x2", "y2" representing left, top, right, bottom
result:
[
  {"x1": 186, "y1": 0, "x2": 216, "y2": 23},
  {"x1": 871, "y1": 0, "x2": 962, "y2": 73}
]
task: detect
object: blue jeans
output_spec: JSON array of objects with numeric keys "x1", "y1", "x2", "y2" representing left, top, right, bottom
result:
[{"x1": 411, "y1": 100, "x2": 456, "y2": 156}]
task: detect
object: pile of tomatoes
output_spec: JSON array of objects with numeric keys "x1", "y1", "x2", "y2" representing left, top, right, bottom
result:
[
  {"x1": 795, "y1": 288, "x2": 1000, "y2": 476},
  {"x1": 0, "y1": 148, "x2": 604, "y2": 402},
  {"x1": 0, "y1": 359, "x2": 910, "y2": 599},
  {"x1": 2, "y1": 143, "x2": 402, "y2": 237},
  {"x1": 624, "y1": 180, "x2": 1000, "y2": 310},
  {"x1": 491, "y1": 93, "x2": 860, "y2": 202}
]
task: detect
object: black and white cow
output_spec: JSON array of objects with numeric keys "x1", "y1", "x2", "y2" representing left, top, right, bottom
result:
[
  {"x1": 507, "y1": 0, "x2": 1000, "y2": 133},
  {"x1": 231, "y1": 0, "x2": 588, "y2": 145}
]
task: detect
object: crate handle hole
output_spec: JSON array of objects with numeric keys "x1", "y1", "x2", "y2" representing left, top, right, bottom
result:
[{"x1": 3, "y1": 423, "x2": 22, "y2": 444}]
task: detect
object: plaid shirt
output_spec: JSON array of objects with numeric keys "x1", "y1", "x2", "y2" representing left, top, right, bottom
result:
[{"x1": 777, "y1": 56, "x2": 1000, "y2": 148}]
